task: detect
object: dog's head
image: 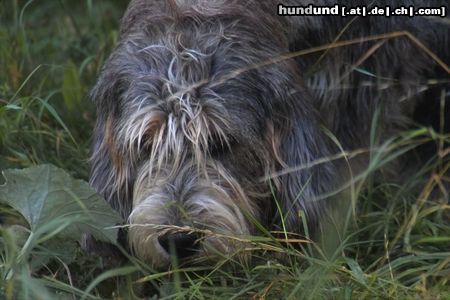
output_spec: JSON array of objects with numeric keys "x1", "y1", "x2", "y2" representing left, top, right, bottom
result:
[{"x1": 90, "y1": 0, "x2": 332, "y2": 269}]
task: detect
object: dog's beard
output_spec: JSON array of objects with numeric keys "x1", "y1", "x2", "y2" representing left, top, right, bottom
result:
[{"x1": 128, "y1": 160, "x2": 256, "y2": 269}]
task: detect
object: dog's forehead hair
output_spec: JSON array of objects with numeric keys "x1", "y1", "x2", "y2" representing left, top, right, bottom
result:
[
  {"x1": 93, "y1": 0, "x2": 293, "y2": 148},
  {"x1": 112, "y1": 44, "x2": 271, "y2": 155}
]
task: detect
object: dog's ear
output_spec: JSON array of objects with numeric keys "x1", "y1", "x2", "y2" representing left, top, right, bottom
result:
[
  {"x1": 269, "y1": 87, "x2": 335, "y2": 235},
  {"x1": 89, "y1": 67, "x2": 133, "y2": 220},
  {"x1": 90, "y1": 115, "x2": 134, "y2": 220}
]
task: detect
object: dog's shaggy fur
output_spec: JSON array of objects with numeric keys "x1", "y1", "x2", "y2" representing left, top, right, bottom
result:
[{"x1": 90, "y1": 0, "x2": 449, "y2": 269}]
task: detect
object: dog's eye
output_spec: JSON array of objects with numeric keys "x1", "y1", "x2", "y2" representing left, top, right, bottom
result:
[
  {"x1": 208, "y1": 139, "x2": 227, "y2": 157},
  {"x1": 140, "y1": 139, "x2": 152, "y2": 154},
  {"x1": 208, "y1": 135, "x2": 234, "y2": 157}
]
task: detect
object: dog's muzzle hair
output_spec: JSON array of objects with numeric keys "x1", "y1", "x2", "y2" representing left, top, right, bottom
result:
[{"x1": 90, "y1": 0, "x2": 449, "y2": 269}]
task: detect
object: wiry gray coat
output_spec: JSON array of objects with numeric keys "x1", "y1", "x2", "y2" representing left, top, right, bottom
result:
[{"x1": 90, "y1": 0, "x2": 449, "y2": 269}]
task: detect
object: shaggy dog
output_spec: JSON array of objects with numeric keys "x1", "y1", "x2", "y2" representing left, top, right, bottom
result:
[{"x1": 89, "y1": 0, "x2": 449, "y2": 269}]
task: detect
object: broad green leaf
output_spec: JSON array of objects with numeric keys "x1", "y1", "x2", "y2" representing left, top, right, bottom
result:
[{"x1": 0, "y1": 164, "x2": 121, "y2": 263}]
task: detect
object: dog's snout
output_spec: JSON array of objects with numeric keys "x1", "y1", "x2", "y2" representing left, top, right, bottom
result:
[{"x1": 158, "y1": 232, "x2": 200, "y2": 258}]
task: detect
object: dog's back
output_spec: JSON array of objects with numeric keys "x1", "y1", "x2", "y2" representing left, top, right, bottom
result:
[{"x1": 285, "y1": 0, "x2": 449, "y2": 147}]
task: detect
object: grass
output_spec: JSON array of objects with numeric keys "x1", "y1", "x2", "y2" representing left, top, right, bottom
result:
[{"x1": 0, "y1": 1, "x2": 449, "y2": 299}]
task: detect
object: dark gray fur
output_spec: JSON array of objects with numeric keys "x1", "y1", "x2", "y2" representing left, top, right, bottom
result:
[{"x1": 89, "y1": 0, "x2": 449, "y2": 268}]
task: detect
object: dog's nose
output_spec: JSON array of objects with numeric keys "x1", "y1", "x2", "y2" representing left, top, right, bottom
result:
[{"x1": 158, "y1": 232, "x2": 200, "y2": 258}]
